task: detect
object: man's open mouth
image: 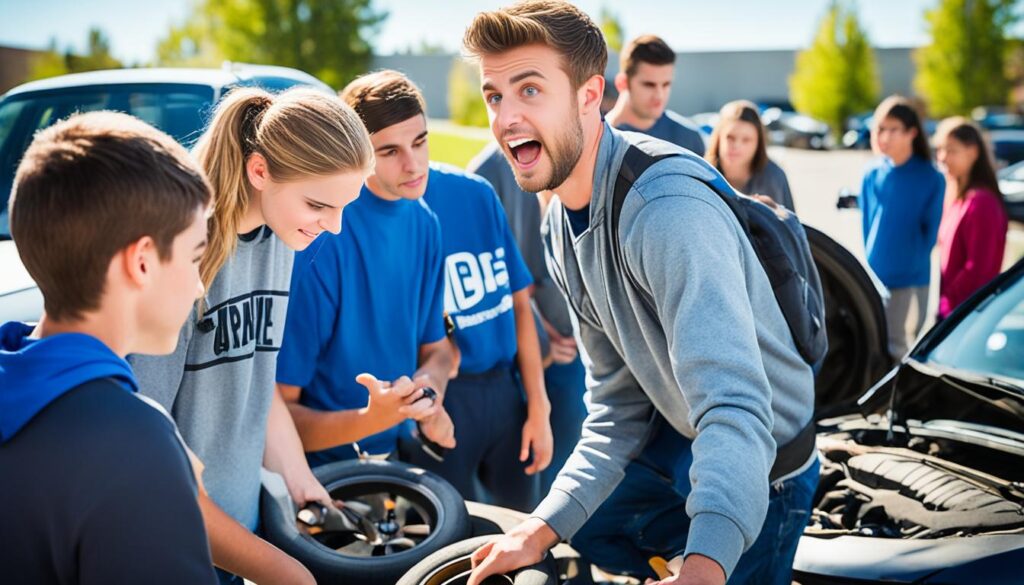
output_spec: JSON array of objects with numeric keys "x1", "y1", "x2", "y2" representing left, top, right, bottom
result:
[{"x1": 507, "y1": 137, "x2": 542, "y2": 167}]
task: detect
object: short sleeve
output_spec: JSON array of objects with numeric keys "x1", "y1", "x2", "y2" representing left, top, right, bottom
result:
[
  {"x1": 276, "y1": 242, "x2": 341, "y2": 387},
  {"x1": 419, "y1": 213, "x2": 447, "y2": 345}
]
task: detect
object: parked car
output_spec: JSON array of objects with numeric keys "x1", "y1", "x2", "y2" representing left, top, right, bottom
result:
[
  {"x1": 689, "y1": 111, "x2": 719, "y2": 136},
  {"x1": 793, "y1": 256, "x2": 1024, "y2": 585},
  {"x1": 842, "y1": 112, "x2": 873, "y2": 150},
  {"x1": 762, "y1": 107, "x2": 833, "y2": 150},
  {"x1": 0, "y1": 64, "x2": 333, "y2": 323},
  {"x1": 973, "y1": 105, "x2": 1024, "y2": 132},
  {"x1": 996, "y1": 159, "x2": 1024, "y2": 224},
  {"x1": 990, "y1": 129, "x2": 1024, "y2": 169}
]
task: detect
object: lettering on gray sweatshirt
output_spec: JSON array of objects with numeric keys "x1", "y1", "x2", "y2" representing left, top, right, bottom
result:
[{"x1": 533, "y1": 125, "x2": 815, "y2": 577}]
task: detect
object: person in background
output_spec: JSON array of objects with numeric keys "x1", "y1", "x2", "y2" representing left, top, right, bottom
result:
[
  {"x1": 859, "y1": 95, "x2": 945, "y2": 358},
  {"x1": 130, "y1": 87, "x2": 375, "y2": 585},
  {"x1": 934, "y1": 117, "x2": 1008, "y2": 319},
  {"x1": 468, "y1": 142, "x2": 587, "y2": 496},
  {"x1": 705, "y1": 99, "x2": 796, "y2": 212},
  {"x1": 605, "y1": 34, "x2": 706, "y2": 155}
]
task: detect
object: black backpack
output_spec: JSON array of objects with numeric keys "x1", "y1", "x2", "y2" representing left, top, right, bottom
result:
[{"x1": 609, "y1": 140, "x2": 827, "y2": 369}]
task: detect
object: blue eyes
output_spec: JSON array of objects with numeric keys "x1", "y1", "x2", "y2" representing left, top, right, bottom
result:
[{"x1": 486, "y1": 87, "x2": 538, "y2": 105}]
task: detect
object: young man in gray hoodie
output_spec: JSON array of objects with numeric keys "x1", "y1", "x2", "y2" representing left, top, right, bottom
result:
[{"x1": 463, "y1": 2, "x2": 818, "y2": 585}]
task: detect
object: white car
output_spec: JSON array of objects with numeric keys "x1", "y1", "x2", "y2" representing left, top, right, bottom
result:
[{"x1": 0, "y1": 64, "x2": 332, "y2": 323}]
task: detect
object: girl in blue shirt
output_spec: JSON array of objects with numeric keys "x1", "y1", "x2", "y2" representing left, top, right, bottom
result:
[{"x1": 859, "y1": 95, "x2": 945, "y2": 358}]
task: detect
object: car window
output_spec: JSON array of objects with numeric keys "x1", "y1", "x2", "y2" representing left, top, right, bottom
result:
[
  {"x1": 928, "y1": 274, "x2": 1024, "y2": 383},
  {"x1": 1006, "y1": 162, "x2": 1024, "y2": 182},
  {"x1": 0, "y1": 84, "x2": 214, "y2": 238}
]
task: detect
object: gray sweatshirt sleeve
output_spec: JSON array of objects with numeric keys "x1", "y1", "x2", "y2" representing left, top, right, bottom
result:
[{"x1": 626, "y1": 190, "x2": 776, "y2": 577}]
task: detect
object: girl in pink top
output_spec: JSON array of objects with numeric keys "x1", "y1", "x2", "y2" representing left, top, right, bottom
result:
[{"x1": 935, "y1": 117, "x2": 1008, "y2": 319}]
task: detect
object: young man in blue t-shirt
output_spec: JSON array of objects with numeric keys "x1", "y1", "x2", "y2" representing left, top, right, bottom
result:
[
  {"x1": 341, "y1": 71, "x2": 552, "y2": 512},
  {"x1": 0, "y1": 112, "x2": 216, "y2": 584},
  {"x1": 276, "y1": 71, "x2": 456, "y2": 466}
]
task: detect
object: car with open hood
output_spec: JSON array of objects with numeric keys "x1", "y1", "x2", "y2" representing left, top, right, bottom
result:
[{"x1": 794, "y1": 256, "x2": 1024, "y2": 584}]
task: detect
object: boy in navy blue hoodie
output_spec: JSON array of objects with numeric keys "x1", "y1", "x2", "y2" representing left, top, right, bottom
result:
[{"x1": 0, "y1": 112, "x2": 216, "y2": 584}]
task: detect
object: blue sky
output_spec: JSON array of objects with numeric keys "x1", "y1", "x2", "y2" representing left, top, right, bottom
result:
[{"x1": 0, "y1": 0, "x2": 1016, "y2": 63}]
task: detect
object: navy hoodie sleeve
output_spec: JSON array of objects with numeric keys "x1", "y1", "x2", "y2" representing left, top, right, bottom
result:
[{"x1": 76, "y1": 388, "x2": 215, "y2": 584}]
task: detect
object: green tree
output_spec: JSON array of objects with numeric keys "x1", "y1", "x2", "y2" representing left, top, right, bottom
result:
[
  {"x1": 599, "y1": 6, "x2": 624, "y2": 53},
  {"x1": 158, "y1": 0, "x2": 387, "y2": 88},
  {"x1": 914, "y1": 0, "x2": 1020, "y2": 117},
  {"x1": 29, "y1": 28, "x2": 124, "y2": 81},
  {"x1": 447, "y1": 59, "x2": 489, "y2": 128},
  {"x1": 789, "y1": 1, "x2": 880, "y2": 135}
]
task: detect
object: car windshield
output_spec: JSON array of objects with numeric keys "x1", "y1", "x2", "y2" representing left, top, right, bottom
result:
[
  {"x1": 0, "y1": 84, "x2": 215, "y2": 239},
  {"x1": 927, "y1": 271, "x2": 1024, "y2": 385}
]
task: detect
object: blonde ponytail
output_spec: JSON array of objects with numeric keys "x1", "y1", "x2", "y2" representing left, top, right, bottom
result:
[{"x1": 192, "y1": 87, "x2": 374, "y2": 295}]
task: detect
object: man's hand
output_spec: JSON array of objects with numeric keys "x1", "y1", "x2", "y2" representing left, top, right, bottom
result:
[
  {"x1": 399, "y1": 377, "x2": 443, "y2": 422},
  {"x1": 541, "y1": 316, "x2": 578, "y2": 365},
  {"x1": 520, "y1": 407, "x2": 553, "y2": 475},
  {"x1": 284, "y1": 468, "x2": 332, "y2": 508},
  {"x1": 357, "y1": 373, "x2": 419, "y2": 426},
  {"x1": 467, "y1": 518, "x2": 560, "y2": 585},
  {"x1": 419, "y1": 405, "x2": 457, "y2": 449},
  {"x1": 644, "y1": 554, "x2": 726, "y2": 585}
]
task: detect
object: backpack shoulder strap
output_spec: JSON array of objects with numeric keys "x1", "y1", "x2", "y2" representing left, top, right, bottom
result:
[{"x1": 610, "y1": 145, "x2": 679, "y2": 303}]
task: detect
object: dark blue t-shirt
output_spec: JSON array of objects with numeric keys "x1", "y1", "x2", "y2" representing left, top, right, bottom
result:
[
  {"x1": 422, "y1": 163, "x2": 533, "y2": 374},
  {"x1": 616, "y1": 110, "x2": 707, "y2": 157},
  {"x1": 859, "y1": 156, "x2": 945, "y2": 288},
  {"x1": 276, "y1": 187, "x2": 446, "y2": 464}
]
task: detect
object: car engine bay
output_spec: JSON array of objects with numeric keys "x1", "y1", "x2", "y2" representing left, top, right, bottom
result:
[{"x1": 806, "y1": 432, "x2": 1024, "y2": 539}]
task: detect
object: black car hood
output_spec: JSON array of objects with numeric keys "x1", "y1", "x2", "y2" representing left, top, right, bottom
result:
[{"x1": 854, "y1": 258, "x2": 1024, "y2": 437}]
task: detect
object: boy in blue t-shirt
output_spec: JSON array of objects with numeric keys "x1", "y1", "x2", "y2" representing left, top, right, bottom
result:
[
  {"x1": 276, "y1": 71, "x2": 456, "y2": 466},
  {"x1": 345, "y1": 72, "x2": 551, "y2": 512},
  {"x1": 0, "y1": 112, "x2": 216, "y2": 584}
]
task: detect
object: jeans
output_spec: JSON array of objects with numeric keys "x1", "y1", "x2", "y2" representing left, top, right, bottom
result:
[
  {"x1": 571, "y1": 418, "x2": 819, "y2": 584},
  {"x1": 540, "y1": 355, "x2": 588, "y2": 494}
]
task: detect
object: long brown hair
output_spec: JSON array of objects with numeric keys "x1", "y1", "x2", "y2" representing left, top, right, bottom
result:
[
  {"x1": 935, "y1": 116, "x2": 1003, "y2": 202},
  {"x1": 192, "y1": 87, "x2": 373, "y2": 293},
  {"x1": 705, "y1": 99, "x2": 768, "y2": 174},
  {"x1": 873, "y1": 95, "x2": 931, "y2": 160}
]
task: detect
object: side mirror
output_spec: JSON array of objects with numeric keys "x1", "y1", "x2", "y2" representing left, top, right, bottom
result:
[{"x1": 836, "y1": 188, "x2": 859, "y2": 210}]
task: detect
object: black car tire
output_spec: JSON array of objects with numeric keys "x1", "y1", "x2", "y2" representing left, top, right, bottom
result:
[
  {"x1": 466, "y1": 501, "x2": 528, "y2": 535},
  {"x1": 261, "y1": 459, "x2": 471, "y2": 585},
  {"x1": 806, "y1": 225, "x2": 892, "y2": 416},
  {"x1": 396, "y1": 535, "x2": 559, "y2": 585}
]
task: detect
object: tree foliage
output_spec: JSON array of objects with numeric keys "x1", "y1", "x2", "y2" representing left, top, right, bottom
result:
[
  {"x1": 157, "y1": 0, "x2": 387, "y2": 88},
  {"x1": 789, "y1": 1, "x2": 880, "y2": 135},
  {"x1": 448, "y1": 59, "x2": 489, "y2": 128},
  {"x1": 29, "y1": 28, "x2": 124, "y2": 81},
  {"x1": 914, "y1": 0, "x2": 1020, "y2": 117},
  {"x1": 599, "y1": 6, "x2": 624, "y2": 53}
]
